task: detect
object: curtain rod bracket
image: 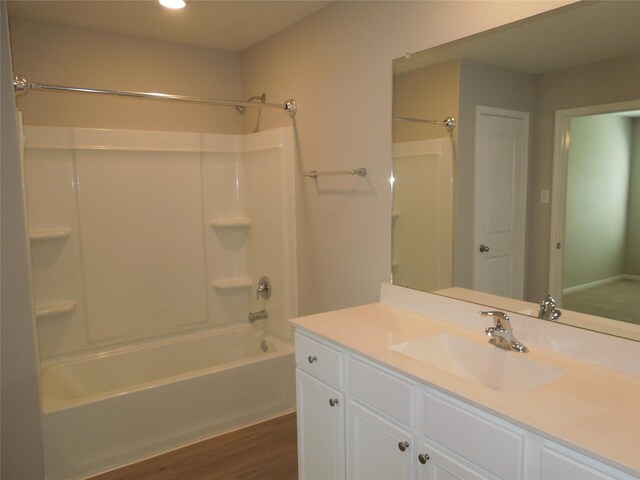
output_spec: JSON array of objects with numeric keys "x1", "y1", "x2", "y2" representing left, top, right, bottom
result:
[
  {"x1": 13, "y1": 75, "x2": 30, "y2": 95},
  {"x1": 284, "y1": 99, "x2": 297, "y2": 117}
]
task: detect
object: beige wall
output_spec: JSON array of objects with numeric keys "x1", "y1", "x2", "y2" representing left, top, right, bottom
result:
[
  {"x1": 529, "y1": 54, "x2": 640, "y2": 300},
  {"x1": 457, "y1": 59, "x2": 536, "y2": 291},
  {"x1": 1, "y1": 3, "x2": 574, "y2": 472},
  {"x1": 626, "y1": 119, "x2": 640, "y2": 276},
  {"x1": 392, "y1": 60, "x2": 459, "y2": 143},
  {"x1": 10, "y1": 17, "x2": 244, "y2": 133},
  {"x1": 8, "y1": 3, "x2": 573, "y2": 318},
  {"x1": 564, "y1": 115, "x2": 633, "y2": 288},
  {"x1": 240, "y1": 1, "x2": 572, "y2": 315},
  {"x1": 1, "y1": 4, "x2": 45, "y2": 478}
]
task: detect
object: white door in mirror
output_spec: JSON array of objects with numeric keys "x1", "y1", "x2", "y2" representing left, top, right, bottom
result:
[{"x1": 474, "y1": 106, "x2": 529, "y2": 299}]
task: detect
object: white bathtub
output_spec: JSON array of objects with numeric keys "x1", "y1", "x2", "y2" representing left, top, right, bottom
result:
[{"x1": 40, "y1": 326, "x2": 296, "y2": 480}]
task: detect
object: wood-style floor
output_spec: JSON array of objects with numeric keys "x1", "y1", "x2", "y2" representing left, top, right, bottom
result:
[{"x1": 90, "y1": 412, "x2": 298, "y2": 480}]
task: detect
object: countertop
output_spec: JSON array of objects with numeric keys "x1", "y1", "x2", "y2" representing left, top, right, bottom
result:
[{"x1": 291, "y1": 302, "x2": 640, "y2": 476}]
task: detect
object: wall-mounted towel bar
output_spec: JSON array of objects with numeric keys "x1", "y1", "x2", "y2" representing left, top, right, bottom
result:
[{"x1": 302, "y1": 168, "x2": 367, "y2": 179}]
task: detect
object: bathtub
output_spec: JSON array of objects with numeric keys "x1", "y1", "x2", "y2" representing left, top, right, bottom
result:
[{"x1": 40, "y1": 326, "x2": 296, "y2": 480}]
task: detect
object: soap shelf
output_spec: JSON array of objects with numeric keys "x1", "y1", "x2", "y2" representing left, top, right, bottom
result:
[
  {"x1": 209, "y1": 218, "x2": 251, "y2": 229},
  {"x1": 212, "y1": 278, "x2": 253, "y2": 291},
  {"x1": 29, "y1": 228, "x2": 71, "y2": 242},
  {"x1": 35, "y1": 301, "x2": 77, "y2": 320}
]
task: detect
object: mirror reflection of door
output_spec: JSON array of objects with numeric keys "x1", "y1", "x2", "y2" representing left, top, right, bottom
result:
[
  {"x1": 561, "y1": 110, "x2": 640, "y2": 324},
  {"x1": 473, "y1": 107, "x2": 529, "y2": 299}
]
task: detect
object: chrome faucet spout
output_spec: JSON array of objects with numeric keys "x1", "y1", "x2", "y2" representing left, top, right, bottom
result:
[
  {"x1": 248, "y1": 309, "x2": 268, "y2": 323},
  {"x1": 480, "y1": 310, "x2": 528, "y2": 353}
]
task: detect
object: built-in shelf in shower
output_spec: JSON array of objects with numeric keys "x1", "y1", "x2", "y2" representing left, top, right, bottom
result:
[
  {"x1": 35, "y1": 301, "x2": 77, "y2": 320},
  {"x1": 29, "y1": 228, "x2": 71, "y2": 242},
  {"x1": 209, "y1": 218, "x2": 251, "y2": 229},
  {"x1": 212, "y1": 278, "x2": 253, "y2": 291}
]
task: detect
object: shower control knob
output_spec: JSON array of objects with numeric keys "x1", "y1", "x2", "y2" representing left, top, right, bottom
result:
[
  {"x1": 479, "y1": 244, "x2": 490, "y2": 253},
  {"x1": 308, "y1": 355, "x2": 317, "y2": 364},
  {"x1": 329, "y1": 398, "x2": 339, "y2": 407},
  {"x1": 418, "y1": 453, "x2": 430, "y2": 464},
  {"x1": 398, "y1": 441, "x2": 409, "y2": 452},
  {"x1": 256, "y1": 275, "x2": 271, "y2": 299}
]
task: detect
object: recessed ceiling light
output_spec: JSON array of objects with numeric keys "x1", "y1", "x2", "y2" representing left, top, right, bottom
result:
[{"x1": 159, "y1": 0, "x2": 185, "y2": 9}]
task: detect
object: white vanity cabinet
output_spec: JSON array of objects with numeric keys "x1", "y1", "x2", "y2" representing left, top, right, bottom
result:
[
  {"x1": 418, "y1": 390, "x2": 524, "y2": 479},
  {"x1": 347, "y1": 356, "x2": 415, "y2": 479},
  {"x1": 294, "y1": 330, "x2": 636, "y2": 480},
  {"x1": 532, "y1": 440, "x2": 636, "y2": 480},
  {"x1": 295, "y1": 333, "x2": 345, "y2": 480},
  {"x1": 348, "y1": 400, "x2": 414, "y2": 479}
]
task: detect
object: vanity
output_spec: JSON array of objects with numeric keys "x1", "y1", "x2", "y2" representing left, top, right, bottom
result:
[{"x1": 291, "y1": 284, "x2": 640, "y2": 480}]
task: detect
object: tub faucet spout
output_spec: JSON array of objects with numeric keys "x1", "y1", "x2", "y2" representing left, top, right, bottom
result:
[{"x1": 248, "y1": 309, "x2": 268, "y2": 323}]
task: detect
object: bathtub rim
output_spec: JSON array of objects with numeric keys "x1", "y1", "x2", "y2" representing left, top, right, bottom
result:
[{"x1": 40, "y1": 324, "x2": 293, "y2": 413}]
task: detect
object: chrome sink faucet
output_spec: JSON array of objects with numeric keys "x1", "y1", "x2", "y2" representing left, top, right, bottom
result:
[
  {"x1": 481, "y1": 310, "x2": 528, "y2": 353},
  {"x1": 538, "y1": 294, "x2": 561, "y2": 321}
]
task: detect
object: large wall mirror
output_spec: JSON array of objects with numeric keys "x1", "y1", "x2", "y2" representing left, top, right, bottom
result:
[{"x1": 391, "y1": 1, "x2": 640, "y2": 341}]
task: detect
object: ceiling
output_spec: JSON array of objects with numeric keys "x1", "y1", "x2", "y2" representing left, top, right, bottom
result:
[
  {"x1": 393, "y1": 1, "x2": 640, "y2": 75},
  {"x1": 7, "y1": 0, "x2": 332, "y2": 52}
]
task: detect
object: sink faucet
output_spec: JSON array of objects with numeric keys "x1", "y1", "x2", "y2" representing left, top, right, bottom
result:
[
  {"x1": 481, "y1": 310, "x2": 528, "y2": 353},
  {"x1": 538, "y1": 294, "x2": 561, "y2": 321}
]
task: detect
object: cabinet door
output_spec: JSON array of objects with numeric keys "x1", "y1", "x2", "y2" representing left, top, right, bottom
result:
[
  {"x1": 347, "y1": 400, "x2": 414, "y2": 480},
  {"x1": 539, "y1": 444, "x2": 633, "y2": 480},
  {"x1": 416, "y1": 440, "x2": 496, "y2": 480},
  {"x1": 296, "y1": 369, "x2": 345, "y2": 480}
]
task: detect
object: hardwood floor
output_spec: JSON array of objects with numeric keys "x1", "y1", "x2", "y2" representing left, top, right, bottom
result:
[{"x1": 90, "y1": 412, "x2": 298, "y2": 480}]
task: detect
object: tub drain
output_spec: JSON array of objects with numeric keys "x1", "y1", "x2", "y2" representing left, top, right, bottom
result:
[{"x1": 261, "y1": 340, "x2": 268, "y2": 352}]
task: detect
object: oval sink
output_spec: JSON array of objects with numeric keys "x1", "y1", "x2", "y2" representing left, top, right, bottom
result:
[{"x1": 391, "y1": 333, "x2": 565, "y2": 393}]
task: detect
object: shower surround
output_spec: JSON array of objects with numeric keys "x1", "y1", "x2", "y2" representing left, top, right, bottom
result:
[{"x1": 23, "y1": 125, "x2": 297, "y2": 478}]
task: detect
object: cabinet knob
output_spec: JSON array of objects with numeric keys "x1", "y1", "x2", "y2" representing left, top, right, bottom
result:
[
  {"x1": 329, "y1": 398, "x2": 339, "y2": 407},
  {"x1": 308, "y1": 355, "x2": 317, "y2": 364},
  {"x1": 398, "y1": 441, "x2": 409, "y2": 452},
  {"x1": 418, "y1": 453, "x2": 430, "y2": 464}
]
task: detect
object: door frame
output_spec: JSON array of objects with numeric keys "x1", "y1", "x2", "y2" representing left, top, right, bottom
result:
[
  {"x1": 473, "y1": 106, "x2": 529, "y2": 299},
  {"x1": 548, "y1": 99, "x2": 640, "y2": 302}
]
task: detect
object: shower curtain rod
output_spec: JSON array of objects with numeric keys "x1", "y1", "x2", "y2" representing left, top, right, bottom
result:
[
  {"x1": 12, "y1": 75, "x2": 298, "y2": 117},
  {"x1": 394, "y1": 116, "x2": 455, "y2": 131}
]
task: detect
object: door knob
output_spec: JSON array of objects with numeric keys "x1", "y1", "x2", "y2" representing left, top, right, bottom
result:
[
  {"x1": 329, "y1": 398, "x2": 339, "y2": 407},
  {"x1": 479, "y1": 244, "x2": 490, "y2": 253},
  {"x1": 398, "y1": 441, "x2": 409, "y2": 452}
]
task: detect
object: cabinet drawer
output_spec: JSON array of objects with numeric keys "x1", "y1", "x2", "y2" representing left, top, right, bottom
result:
[
  {"x1": 295, "y1": 332, "x2": 343, "y2": 387},
  {"x1": 423, "y1": 390, "x2": 523, "y2": 479},
  {"x1": 347, "y1": 356, "x2": 413, "y2": 426}
]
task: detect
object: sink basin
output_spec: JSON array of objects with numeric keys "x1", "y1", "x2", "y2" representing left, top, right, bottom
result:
[{"x1": 391, "y1": 333, "x2": 565, "y2": 393}]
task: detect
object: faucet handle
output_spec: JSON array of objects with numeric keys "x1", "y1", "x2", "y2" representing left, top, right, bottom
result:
[
  {"x1": 480, "y1": 310, "x2": 511, "y2": 332},
  {"x1": 256, "y1": 275, "x2": 271, "y2": 300}
]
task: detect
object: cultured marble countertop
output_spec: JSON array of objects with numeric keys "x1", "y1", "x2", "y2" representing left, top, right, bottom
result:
[{"x1": 291, "y1": 302, "x2": 640, "y2": 476}]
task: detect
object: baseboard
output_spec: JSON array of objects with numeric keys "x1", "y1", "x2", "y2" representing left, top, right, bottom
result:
[{"x1": 564, "y1": 275, "x2": 625, "y2": 295}]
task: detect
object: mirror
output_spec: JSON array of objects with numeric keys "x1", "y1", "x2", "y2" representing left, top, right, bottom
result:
[{"x1": 391, "y1": 2, "x2": 640, "y2": 340}]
